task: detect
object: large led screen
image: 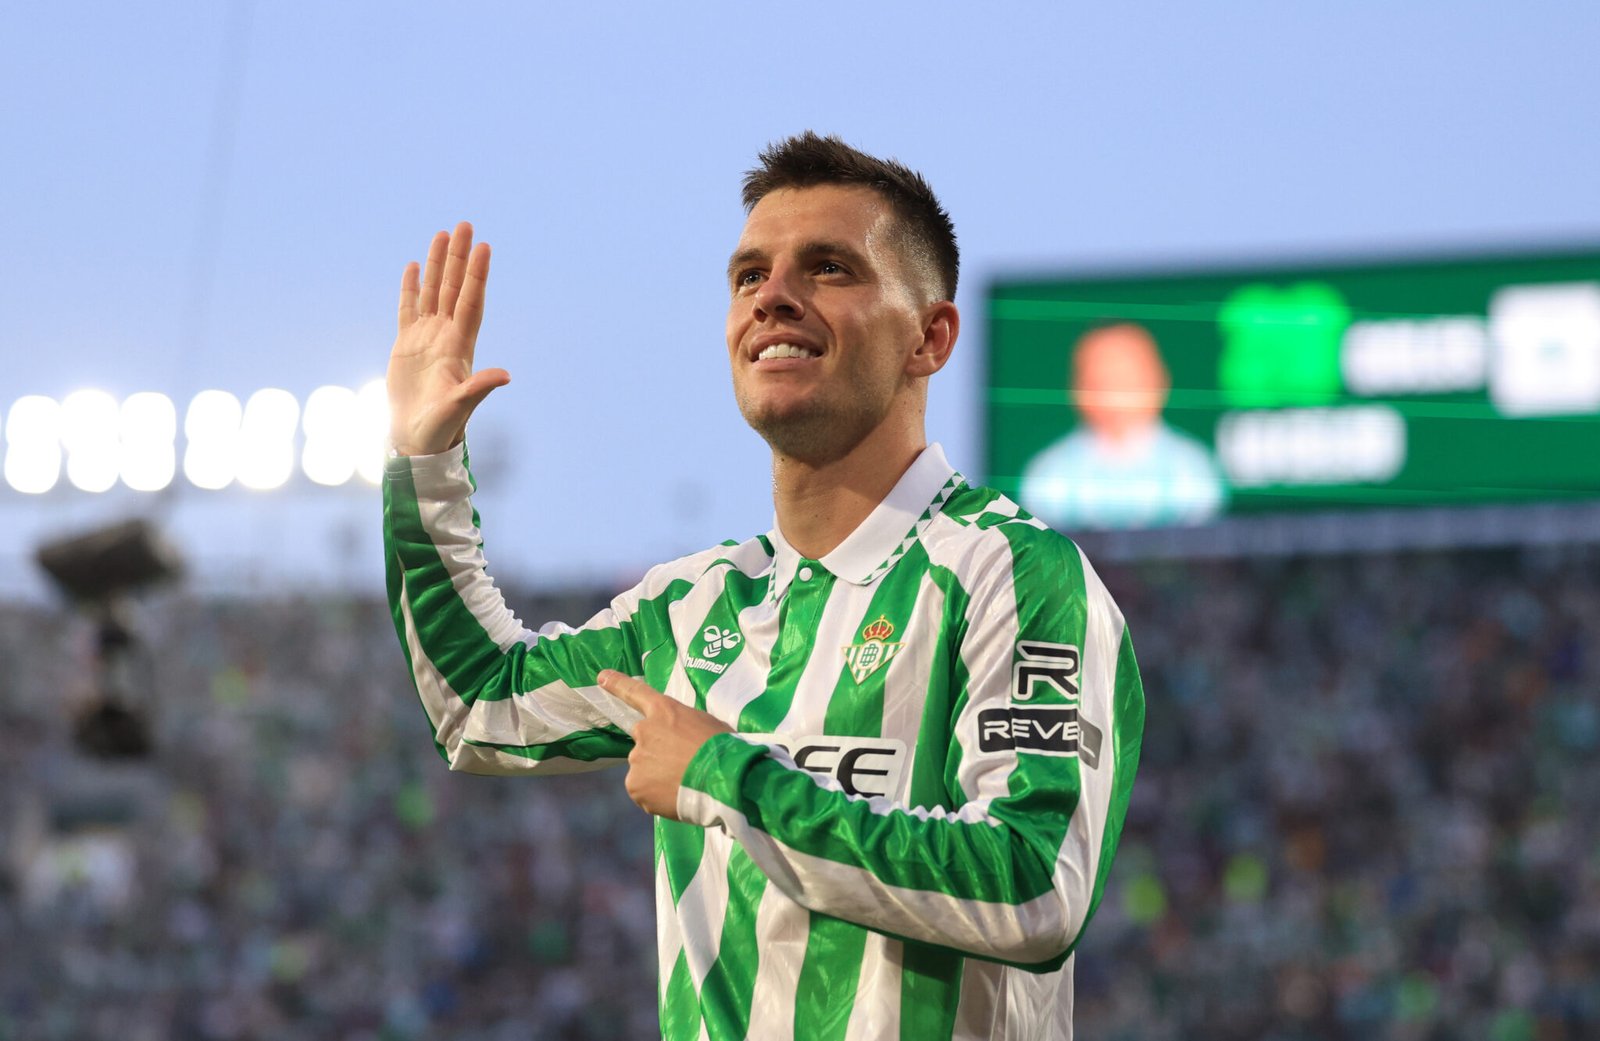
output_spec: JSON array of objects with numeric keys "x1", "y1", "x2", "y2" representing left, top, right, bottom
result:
[{"x1": 986, "y1": 247, "x2": 1600, "y2": 530}]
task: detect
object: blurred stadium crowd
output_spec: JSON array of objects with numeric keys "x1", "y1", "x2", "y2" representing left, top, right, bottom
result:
[{"x1": 1, "y1": 545, "x2": 1596, "y2": 1040}]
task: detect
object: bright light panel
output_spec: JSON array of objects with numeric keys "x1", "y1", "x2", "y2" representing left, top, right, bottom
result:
[
  {"x1": 302, "y1": 385, "x2": 358, "y2": 486},
  {"x1": 237, "y1": 388, "x2": 300, "y2": 491},
  {"x1": 355, "y1": 379, "x2": 389, "y2": 485},
  {"x1": 61, "y1": 389, "x2": 121, "y2": 493},
  {"x1": 5, "y1": 395, "x2": 64, "y2": 494},
  {"x1": 120, "y1": 392, "x2": 177, "y2": 492},
  {"x1": 184, "y1": 390, "x2": 243, "y2": 491}
]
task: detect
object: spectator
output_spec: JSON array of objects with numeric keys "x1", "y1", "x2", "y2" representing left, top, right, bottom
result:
[{"x1": 1, "y1": 545, "x2": 1596, "y2": 1038}]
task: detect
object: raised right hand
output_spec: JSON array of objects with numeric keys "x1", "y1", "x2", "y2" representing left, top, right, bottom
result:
[{"x1": 387, "y1": 221, "x2": 511, "y2": 456}]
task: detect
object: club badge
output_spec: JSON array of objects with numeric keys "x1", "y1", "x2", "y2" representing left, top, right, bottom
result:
[{"x1": 842, "y1": 615, "x2": 903, "y2": 684}]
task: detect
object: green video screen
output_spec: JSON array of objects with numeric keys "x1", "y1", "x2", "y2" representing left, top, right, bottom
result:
[{"x1": 985, "y1": 247, "x2": 1600, "y2": 531}]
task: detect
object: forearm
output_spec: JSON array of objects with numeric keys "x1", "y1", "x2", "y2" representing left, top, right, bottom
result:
[
  {"x1": 676, "y1": 733, "x2": 1083, "y2": 969},
  {"x1": 384, "y1": 444, "x2": 634, "y2": 773},
  {"x1": 385, "y1": 444, "x2": 529, "y2": 669}
]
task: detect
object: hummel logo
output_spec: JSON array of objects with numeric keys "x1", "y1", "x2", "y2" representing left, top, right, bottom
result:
[
  {"x1": 701, "y1": 626, "x2": 742, "y2": 659},
  {"x1": 686, "y1": 625, "x2": 743, "y2": 676}
]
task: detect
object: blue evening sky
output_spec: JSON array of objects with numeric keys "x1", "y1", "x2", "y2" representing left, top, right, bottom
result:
[{"x1": 3, "y1": 1, "x2": 1597, "y2": 599}]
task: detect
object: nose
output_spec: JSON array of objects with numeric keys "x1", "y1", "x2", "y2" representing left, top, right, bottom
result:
[{"x1": 753, "y1": 262, "x2": 804, "y2": 322}]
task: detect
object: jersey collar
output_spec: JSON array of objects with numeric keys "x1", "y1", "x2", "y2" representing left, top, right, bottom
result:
[{"x1": 767, "y1": 442, "x2": 963, "y2": 602}]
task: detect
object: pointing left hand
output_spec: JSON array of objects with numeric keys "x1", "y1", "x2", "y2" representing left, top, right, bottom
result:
[{"x1": 598, "y1": 670, "x2": 734, "y2": 820}]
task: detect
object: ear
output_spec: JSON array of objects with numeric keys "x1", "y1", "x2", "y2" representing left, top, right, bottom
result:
[{"x1": 906, "y1": 300, "x2": 959, "y2": 378}]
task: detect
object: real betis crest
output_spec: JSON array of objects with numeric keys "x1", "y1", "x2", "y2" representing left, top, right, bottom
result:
[{"x1": 842, "y1": 615, "x2": 903, "y2": 684}]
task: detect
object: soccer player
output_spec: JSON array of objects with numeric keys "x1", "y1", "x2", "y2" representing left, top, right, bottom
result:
[{"x1": 383, "y1": 132, "x2": 1144, "y2": 1040}]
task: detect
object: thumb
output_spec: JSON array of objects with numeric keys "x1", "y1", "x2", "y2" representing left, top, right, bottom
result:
[
  {"x1": 443, "y1": 369, "x2": 512, "y2": 447},
  {"x1": 454, "y1": 368, "x2": 512, "y2": 413}
]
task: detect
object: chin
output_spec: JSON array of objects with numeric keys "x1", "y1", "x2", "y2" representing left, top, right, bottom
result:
[{"x1": 742, "y1": 405, "x2": 875, "y2": 465}]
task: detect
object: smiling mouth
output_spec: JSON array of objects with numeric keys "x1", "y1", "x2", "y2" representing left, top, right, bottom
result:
[{"x1": 756, "y1": 343, "x2": 821, "y2": 361}]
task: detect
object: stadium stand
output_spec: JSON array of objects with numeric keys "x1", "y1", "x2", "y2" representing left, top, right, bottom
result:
[{"x1": 1, "y1": 546, "x2": 1596, "y2": 1039}]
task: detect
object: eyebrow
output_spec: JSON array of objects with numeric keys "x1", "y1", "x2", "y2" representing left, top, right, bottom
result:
[
  {"x1": 726, "y1": 240, "x2": 874, "y2": 284},
  {"x1": 726, "y1": 247, "x2": 763, "y2": 283}
]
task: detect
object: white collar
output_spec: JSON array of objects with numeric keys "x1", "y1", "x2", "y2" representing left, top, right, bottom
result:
[{"x1": 767, "y1": 443, "x2": 963, "y2": 602}]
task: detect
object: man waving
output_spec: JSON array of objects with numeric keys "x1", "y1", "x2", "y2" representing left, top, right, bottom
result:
[{"x1": 383, "y1": 132, "x2": 1145, "y2": 1040}]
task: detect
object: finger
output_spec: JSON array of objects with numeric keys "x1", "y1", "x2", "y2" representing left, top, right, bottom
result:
[
  {"x1": 455, "y1": 242, "x2": 492, "y2": 339},
  {"x1": 418, "y1": 230, "x2": 449, "y2": 316},
  {"x1": 438, "y1": 220, "x2": 474, "y2": 318},
  {"x1": 398, "y1": 261, "x2": 420, "y2": 329},
  {"x1": 448, "y1": 368, "x2": 511, "y2": 426},
  {"x1": 597, "y1": 670, "x2": 662, "y2": 715},
  {"x1": 458, "y1": 367, "x2": 511, "y2": 397}
]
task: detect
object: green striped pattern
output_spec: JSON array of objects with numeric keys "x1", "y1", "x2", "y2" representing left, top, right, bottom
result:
[{"x1": 384, "y1": 443, "x2": 1144, "y2": 1040}]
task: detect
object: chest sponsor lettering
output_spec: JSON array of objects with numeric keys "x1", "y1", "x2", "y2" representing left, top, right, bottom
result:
[{"x1": 747, "y1": 734, "x2": 908, "y2": 799}]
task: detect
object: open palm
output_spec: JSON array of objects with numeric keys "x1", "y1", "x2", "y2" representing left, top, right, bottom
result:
[{"x1": 387, "y1": 221, "x2": 510, "y2": 456}]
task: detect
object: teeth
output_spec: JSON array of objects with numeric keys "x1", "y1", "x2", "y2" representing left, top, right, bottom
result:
[{"x1": 757, "y1": 343, "x2": 819, "y2": 361}]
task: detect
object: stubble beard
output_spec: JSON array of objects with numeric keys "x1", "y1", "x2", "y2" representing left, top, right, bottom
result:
[{"x1": 735, "y1": 385, "x2": 882, "y2": 466}]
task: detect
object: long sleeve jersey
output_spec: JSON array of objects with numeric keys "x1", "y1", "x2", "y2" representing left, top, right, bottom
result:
[{"x1": 383, "y1": 441, "x2": 1144, "y2": 1041}]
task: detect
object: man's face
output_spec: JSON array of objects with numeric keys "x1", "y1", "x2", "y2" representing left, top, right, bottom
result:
[
  {"x1": 1071, "y1": 324, "x2": 1171, "y2": 442},
  {"x1": 726, "y1": 185, "x2": 930, "y2": 463}
]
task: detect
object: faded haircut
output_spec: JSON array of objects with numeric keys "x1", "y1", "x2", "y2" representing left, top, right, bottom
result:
[{"x1": 741, "y1": 131, "x2": 959, "y2": 302}]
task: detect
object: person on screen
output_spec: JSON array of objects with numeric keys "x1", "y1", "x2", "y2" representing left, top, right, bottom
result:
[
  {"x1": 1020, "y1": 321, "x2": 1226, "y2": 530},
  {"x1": 382, "y1": 133, "x2": 1144, "y2": 1039}
]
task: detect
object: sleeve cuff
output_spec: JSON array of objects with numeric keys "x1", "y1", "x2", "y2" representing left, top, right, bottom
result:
[
  {"x1": 384, "y1": 441, "x2": 473, "y2": 499},
  {"x1": 384, "y1": 438, "x2": 465, "y2": 468}
]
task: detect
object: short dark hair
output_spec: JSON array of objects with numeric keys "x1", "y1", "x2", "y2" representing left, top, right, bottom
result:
[{"x1": 741, "y1": 131, "x2": 959, "y2": 302}]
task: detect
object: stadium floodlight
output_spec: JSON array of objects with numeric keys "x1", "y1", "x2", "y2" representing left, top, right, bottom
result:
[
  {"x1": 184, "y1": 389, "x2": 242, "y2": 490},
  {"x1": 35, "y1": 519, "x2": 185, "y2": 759},
  {"x1": 62, "y1": 389, "x2": 121, "y2": 493},
  {"x1": 237, "y1": 388, "x2": 299, "y2": 490},
  {"x1": 5, "y1": 394, "x2": 64, "y2": 494},
  {"x1": 302, "y1": 384, "x2": 358, "y2": 486},
  {"x1": 11, "y1": 383, "x2": 390, "y2": 494},
  {"x1": 119, "y1": 392, "x2": 177, "y2": 492},
  {"x1": 355, "y1": 378, "x2": 389, "y2": 485}
]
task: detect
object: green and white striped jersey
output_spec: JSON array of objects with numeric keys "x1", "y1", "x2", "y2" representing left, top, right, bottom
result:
[{"x1": 384, "y1": 442, "x2": 1144, "y2": 1041}]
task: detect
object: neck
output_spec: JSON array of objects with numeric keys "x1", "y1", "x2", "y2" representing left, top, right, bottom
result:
[{"x1": 770, "y1": 415, "x2": 926, "y2": 560}]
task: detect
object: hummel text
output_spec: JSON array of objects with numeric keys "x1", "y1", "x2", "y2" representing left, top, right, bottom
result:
[{"x1": 685, "y1": 656, "x2": 728, "y2": 675}]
